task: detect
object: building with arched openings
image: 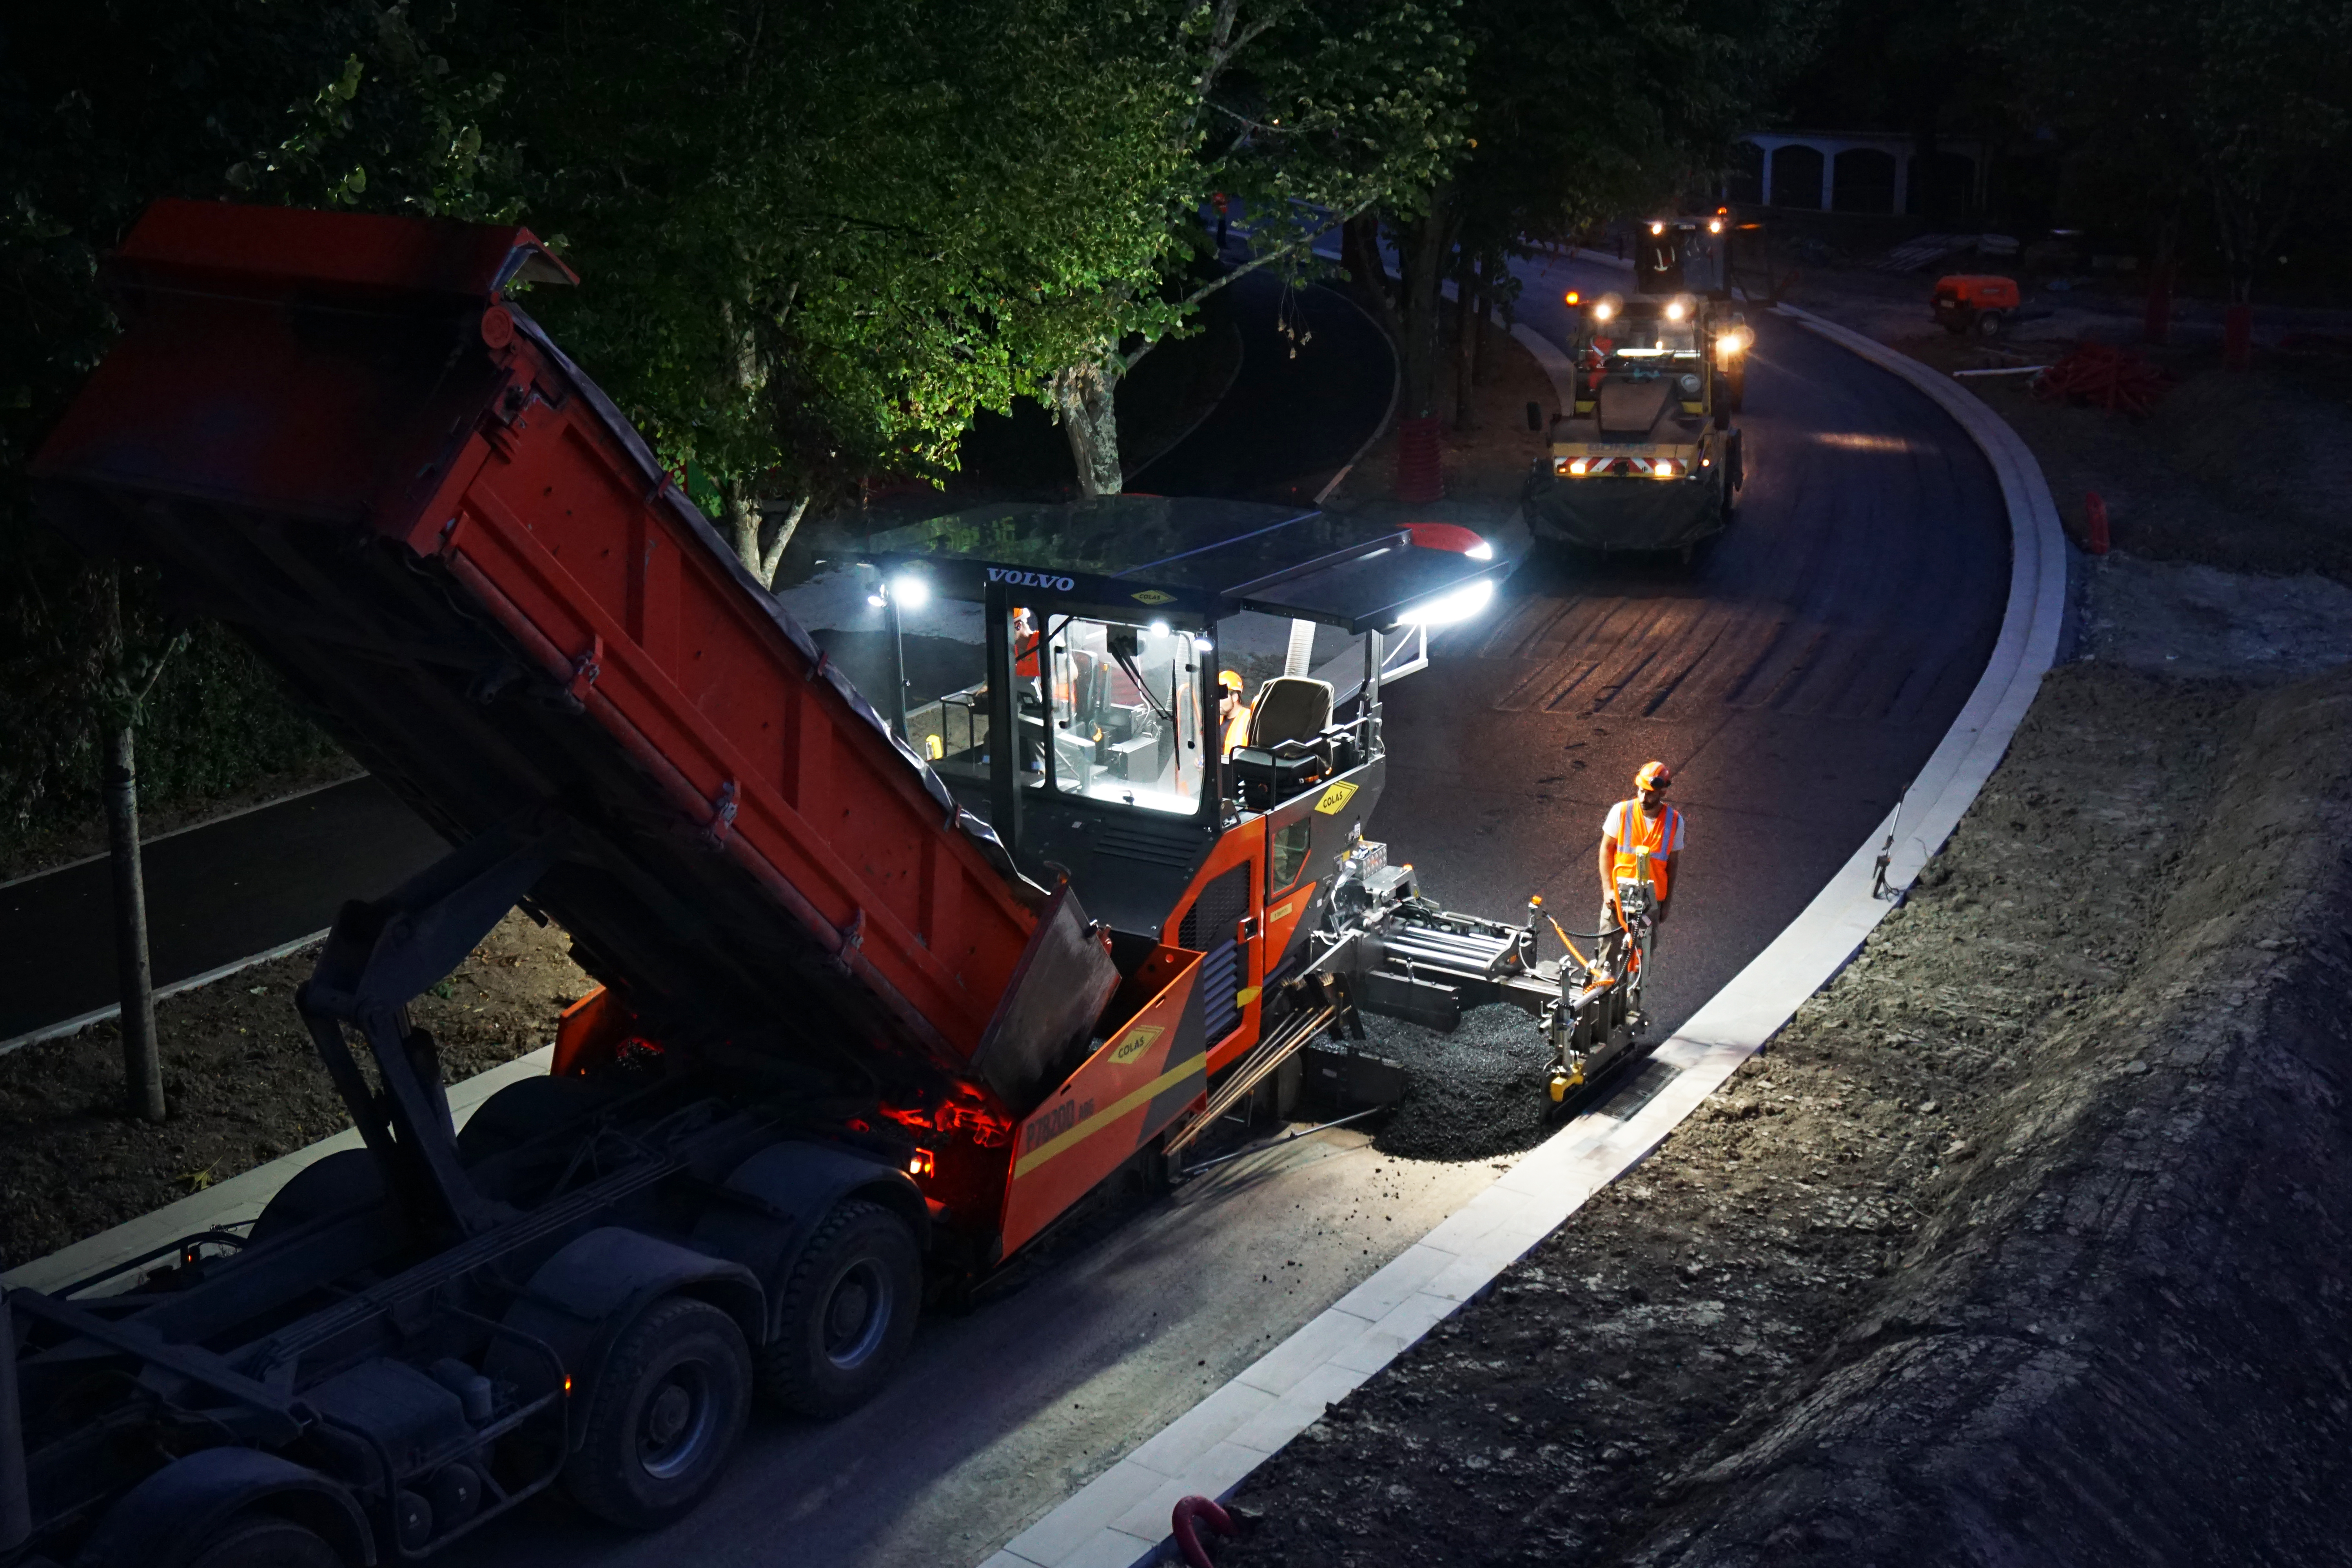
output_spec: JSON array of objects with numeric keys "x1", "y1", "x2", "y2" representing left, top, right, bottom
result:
[{"x1": 1725, "y1": 132, "x2": 1987, "y2": 217}]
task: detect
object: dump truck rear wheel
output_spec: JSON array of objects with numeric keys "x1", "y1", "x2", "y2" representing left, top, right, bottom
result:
[
  {"x1": 1975, "y1": 310, "x2": 2005, "y2": 338},
  {"x1": 565, "y1": 1295, "x2": 751, "y2": 1530},
  {"x1": 186, "y1": 1516, "x2": 343, "y2": 1568},
  {"x1": 758, "y1": 1199, "x2": 920, "y2": 1417}
]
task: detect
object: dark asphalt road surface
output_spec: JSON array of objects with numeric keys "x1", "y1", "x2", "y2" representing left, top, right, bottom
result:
[
  {"x1": 1377, "y1": 254, "x2": 2007, "y2": 1043},
  {"x1": 0, "y1": 778, "x2": 446, "y2": 1044},
  {"x1": 1126, "y1": 268, "x2": 1392, "y2": 503}
]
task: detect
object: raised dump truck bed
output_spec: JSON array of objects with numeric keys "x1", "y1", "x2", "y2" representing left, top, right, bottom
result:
[
  {"x1": 33, "y1": 198, "x2": 1048, "y2": 1078},
  {"x1": 5, "y1": 202, "x2": 1209, "y2": 1568}
]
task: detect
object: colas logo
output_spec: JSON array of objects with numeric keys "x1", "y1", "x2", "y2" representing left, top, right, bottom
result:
[
  {"x1": 1109, "y1": 1024, "x2": 1165, "y2": 1064},
  {"x1": 985, "y1": 566, "x2": 1076, "y2": 592}
]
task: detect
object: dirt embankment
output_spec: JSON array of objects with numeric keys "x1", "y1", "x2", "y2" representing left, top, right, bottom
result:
[
  {"x1": 1218, "y1": 661, "x2": 2352, "y2": 1567},
  {"x1": 0, "y1": 911, "x2": 589, "y2": 1270}
]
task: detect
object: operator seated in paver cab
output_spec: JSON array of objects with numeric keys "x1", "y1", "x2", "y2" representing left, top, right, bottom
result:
[
  {"x1": 1218, "y1": 668, "x2": 1251, "y2": 755},
  {"x1": 1598, "y1": 760, "x2": 1685, "y2": 971}
]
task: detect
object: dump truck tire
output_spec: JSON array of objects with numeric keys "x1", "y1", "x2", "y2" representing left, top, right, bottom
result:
[
  {"x1": 186, "y1": 1516, "x2": 342, "y2": 1568},
  {"x1": 564, "y1": 1295, "x2": 751, "y2": 1530},
  {"x1": 758, "y1": 1199, "x2": 920, "y2": 1417},
  {"x1": 248, "y1": 1150, "x2": 384, "y2": 1245}
]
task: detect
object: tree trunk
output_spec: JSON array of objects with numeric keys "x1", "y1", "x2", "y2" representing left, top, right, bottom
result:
[
  {"x1": 99, "y1": 566, "x2": 165, "y2": 1124},
  {"x1": 1392, "y1": 186, "x2": 1458, "y2": 422},
  {"x1": 758, "y1": 495, "x2": 810, "y2": 587},
  {"x1": 1471, "y1": 254, "x2": 1491, "y2": 386},
  {"x1": 1341, "y1": 213, "x2": 1399, "y2": 337},
  {"x1": 1053, "y1": 359, "x2": 1125, "y2": 499},
  {"x1": 1450, "y1": 261, "x2": 1474, "y2": 430},
  {"x1": 104, "y1": 724, "x2": 163, "y2": 1122},
  {"x1": 723, "y1": 475, "x2": 764, "y2": 582}
]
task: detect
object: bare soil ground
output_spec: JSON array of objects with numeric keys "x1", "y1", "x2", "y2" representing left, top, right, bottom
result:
[
  {"x1": 0, "y1": 911, "x2": 590, "y2": 1270},
  {"x1": 1222, "y1": 659, "x2": 2352, "y2": 1567}
]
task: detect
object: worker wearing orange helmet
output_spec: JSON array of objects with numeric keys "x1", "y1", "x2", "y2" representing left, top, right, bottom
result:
[{"x1": 1597, "y1": 760, "x2": 1685, "y2": 967}]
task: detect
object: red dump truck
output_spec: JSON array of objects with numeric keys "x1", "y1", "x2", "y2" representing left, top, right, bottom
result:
[{"x1": 0, "y1": 201, "x2": 1507, "y2": 1567}]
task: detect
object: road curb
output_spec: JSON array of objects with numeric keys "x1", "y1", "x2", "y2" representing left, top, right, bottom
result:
[{"x1": 978, "y1": 303, "x2": 2067, "y2": 1568}]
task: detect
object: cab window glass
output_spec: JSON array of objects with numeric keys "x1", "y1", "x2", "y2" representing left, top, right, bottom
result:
[
  {"x1": 1022, "y1": 615, "x2": 1203, "y2": 815},
  {"x1": 1269, "y1": 819, "x2": 1312, "y2": 892}
]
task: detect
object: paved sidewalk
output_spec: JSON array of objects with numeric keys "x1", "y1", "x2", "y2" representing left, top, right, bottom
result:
[{"x1": 0, "y1": 777, "x2": 445, "y2": 1049}]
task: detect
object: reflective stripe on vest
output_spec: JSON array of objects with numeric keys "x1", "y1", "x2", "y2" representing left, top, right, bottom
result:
[{"x1": 1612, "y1": 802, "x2": 1678, "y2": 903}]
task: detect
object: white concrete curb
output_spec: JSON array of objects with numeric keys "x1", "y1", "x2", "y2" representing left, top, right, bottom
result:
[
  {"x1": 978, "y1": 303, "x2": 2067, "y2": 1568},
  {"x1": 2, "y1": 1047, "x2": 554, "y2": 1294},
  {"x1": 1, "y1": 928, "x2": 332, "y2": 1058}
]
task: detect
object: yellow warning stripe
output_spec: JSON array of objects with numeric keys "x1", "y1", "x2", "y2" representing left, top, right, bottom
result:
[{"x1": 1013, "y1": 1053, "x2": 1207, "y2": 1178}]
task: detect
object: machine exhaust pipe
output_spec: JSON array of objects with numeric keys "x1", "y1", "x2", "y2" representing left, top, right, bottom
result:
[{"x1": 0, "y1": 1290, "x2": 31, "y2": 1552}]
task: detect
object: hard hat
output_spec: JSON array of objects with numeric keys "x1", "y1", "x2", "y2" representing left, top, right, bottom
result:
[
  {"x1": 1635, "y1": 760, "x2": 1672, "y2": 790},
  {"x1": 1218, "y1": 669, "x2": 1244, "y2": 691}
]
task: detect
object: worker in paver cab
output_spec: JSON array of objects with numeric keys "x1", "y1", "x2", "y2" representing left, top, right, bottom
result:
[
  {"x1": 1597, "y1": 760, "x2": 1684, "y2": 971},
  {"x1": 1218, "y1": 668, "x2": 1252, "y2": 755}
]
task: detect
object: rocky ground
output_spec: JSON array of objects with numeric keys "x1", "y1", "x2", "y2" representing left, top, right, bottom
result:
[
  {"x1": 1210, "y1": 276, "x2": 2352, "y2": 1568},
  {"x1": 0, "y1": 910, "x2": 589, "y2": 1270}
]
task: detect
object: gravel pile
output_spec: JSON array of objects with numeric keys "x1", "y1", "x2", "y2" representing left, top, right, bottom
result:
[{"x1": 1359, "y1": 1003, "x2": 1553, "y2": 1161}]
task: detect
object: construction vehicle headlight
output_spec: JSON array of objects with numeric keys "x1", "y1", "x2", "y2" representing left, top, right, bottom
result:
[
  {"x1": 1399, "y1": 579, "x2": 1495, "y2": 628},
  {"x1": 1557, "y1": 456, "x2": 1592, "y2": 477},
  {"x1": 1650, "y1": 221, "x2": 1665, "y2": 236},
  {"x1": 1708, "y1": 218, "x2": 1724, "y2": 234},
  {"x1": 1665, "y1": 299, "x2": 1687, "y2": 322},
  {"x1": 890, "y1": 574, "x2": 931, "y2": 610},
  {"x1": 1593, "y1": 292, "x2": 1622, "y2": 323},
  {"x1": 1677, "y1": 374, "x2": 1701, "y2": 397},
  {"x1": 1715, "y1": 333, "x2": 1745, "y2": 358},
  {"x1": 1645, "y1": 459, "x2": 1685, "y2": 479}
]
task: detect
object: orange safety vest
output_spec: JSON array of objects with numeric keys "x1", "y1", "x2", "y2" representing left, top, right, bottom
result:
[
  {"x1": 1222, "y1": 702, "x2": 1253, "y2": 754},
  {"x1": 1609, "y1": 800, "x2": 1681, "y2": 905}
]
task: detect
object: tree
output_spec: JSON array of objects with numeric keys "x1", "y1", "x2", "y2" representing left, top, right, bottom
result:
[
  {"x1": 1044, "y1": 0, "x2": 1471, "y2": 495},
  {"x1": 1999, "y1": 0, "x2": 2352, "y2": 328},
  {"x1": 1360, "y1": 0, "x2": 1820, "y2": 427},
  {"x1": 491, "y1": 0, "x2": 1192, "y2": 582},
  {"x1": 3, "y1": 1, "x2": 512, "y2": 1113}
]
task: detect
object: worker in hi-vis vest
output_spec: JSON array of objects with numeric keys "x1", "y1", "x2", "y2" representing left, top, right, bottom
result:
[
  {"x1": 1218, "y1": 669, "x2": 1251, "y2": 755},
  {"x1": 1597, "y1": 760, "x2": 1685, "y2": 970}
]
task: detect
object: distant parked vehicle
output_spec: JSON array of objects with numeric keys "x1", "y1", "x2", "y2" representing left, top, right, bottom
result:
[{"x1": 1933, "y1": 275, "x2": 2020, "y2": 337}]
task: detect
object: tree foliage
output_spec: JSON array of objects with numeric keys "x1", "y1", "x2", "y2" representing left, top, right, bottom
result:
[
  {"x1": 490, "y1": 0, "x2": 1196, "y2": 576},
  {"x1": 1996, "y1": 0, "x2": 2352, "y2": 299},
  {"x1": 1046, "y1": 0, "x2": 1472, "y2": 494},
  {"x1": 1, "y1": 2, "x2": 514, "y2": 850}
]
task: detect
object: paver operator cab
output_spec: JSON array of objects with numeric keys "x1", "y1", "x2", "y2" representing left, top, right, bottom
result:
[
  {"x1": 0, "y1": 200, "x2": 1568, "y2": 1568},
  {"x1": 1525, "y1": 215, "x2": 1750, "y2": 559}
]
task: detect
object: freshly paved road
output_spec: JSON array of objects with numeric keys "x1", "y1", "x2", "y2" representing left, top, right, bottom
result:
[
  {"x1": 1381, "y1": 251, "x2": 2008, "y2": 1042},
  {"x1": 442, "y1": 256, "x2": 2007, "y2": 1566}
]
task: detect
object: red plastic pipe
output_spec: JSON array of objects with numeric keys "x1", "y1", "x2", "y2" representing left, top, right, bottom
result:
[{"x1": 1172, "y1": 1495, "x2": 1237, "y2": 1568}]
